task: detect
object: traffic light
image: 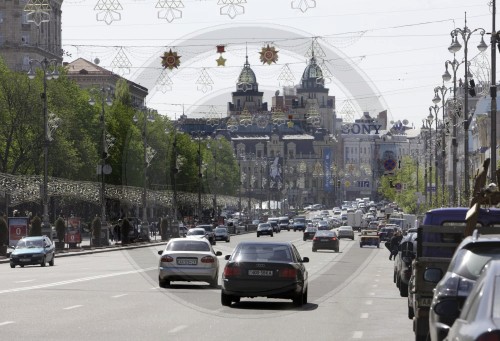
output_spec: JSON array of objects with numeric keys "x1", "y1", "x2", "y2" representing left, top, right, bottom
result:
[{"x1": 337, "y1": 180, "x2": 341, "y2": 188}]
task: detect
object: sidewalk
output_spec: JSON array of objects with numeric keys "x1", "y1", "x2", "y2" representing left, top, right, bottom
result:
[{"x1": 0, "y1": 234, "x2": 169, "y2": 264}]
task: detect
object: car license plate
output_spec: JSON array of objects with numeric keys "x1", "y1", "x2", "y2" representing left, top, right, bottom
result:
[
  {"x1": 321, "y1": 239, "x2": 329, "y2": 242},
  {"x1": 248, "y1": 270, "x2": 273, "y2": 276},
  {"x1": 20, "y1": 258, "x2": 30, "y2": 262},
  {"x1": 419, "y1": 297, "x2": 432, "y2": 307},
  {"x1": 177, "y1": 258, "x2": 197, "y2": 265}
]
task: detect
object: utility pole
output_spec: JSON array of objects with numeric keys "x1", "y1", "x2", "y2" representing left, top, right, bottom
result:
[{"x1": 491, "y1": 0, "x2": 497, "y2": 181}]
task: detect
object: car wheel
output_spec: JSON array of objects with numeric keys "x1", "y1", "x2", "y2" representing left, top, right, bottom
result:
[
  {"x1": 396, "y1": 274, "x2": 400, "y2": 288},
  {"x1": 49, "y1": 255, "x2": 54, "y2": 266},
  {"x1": 209, "y1": 276, "x2": 218, "y2": 288},
  {"x1": 294, "y1": 229, "x2": 296, "y2": 232},
  {"x1": 257, "y1": 234, "x2": 260, "y2": 237},
  {"x1": 20, "y1": 265, "x2": 24, "y2": 268},
  {"x1": 221, "y1": 291, "x2": 232, "y2": 307},
  {"x1": 271, "y1": 233, "x2": 274, "y2": 237},
  {"x1": 335, "y1": 248, "x2": 339, "y2": 253},
  {"x1": 408, "y1": 305, "x2": 414, "y2": 319},
  {"x1": 159, "y1": 277, "x2": 170, "y2": 288},
  {"x1": 312, "y1": 248, "x2": 317, "y2": 252},
  {"x1": 233, "y1": 296, "x2": 240, "y2": 303},
  {"x1": 10, "y1": 263, "x2": 14, "y2": 268},
  {"x1": 303, "y1": 237, "x2": 306, "y2": 241},
  {"x1": 359, "y1": 244, "x2": 362, "y2": 248},
  {"x1": 41, "y1": 256, "x2": 46, "y2": 267},
  {"x1": 226, "y1": 238, "x2": 230, "y2": 243},
  {"x1": 399, "y1": 280, "x2": 408, "y2": 297},
  {"x1": 293, "y1": 292, "x2": 304, "y2": 307},
  {"x1": 377, "y1": 244, "x2": 380, "y2": 248},
  {"x1": 351, "y1": 237, "x2": 354, "y2": 240},
  {"x1": 303, "y1": 289, "x2": 308, "y2": 305},
  {"x1": 393, "y1": 270, "x2": 397, "y2": 283}
]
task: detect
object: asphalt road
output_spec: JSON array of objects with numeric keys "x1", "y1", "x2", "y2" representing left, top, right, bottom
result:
[{"x1": 0, "y1": 230, "x2": 414, "y2": 341}]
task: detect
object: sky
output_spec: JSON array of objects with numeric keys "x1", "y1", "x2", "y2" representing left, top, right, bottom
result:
[{"x1": 60, "y1": 0, "x2": 497, "y2": 127}]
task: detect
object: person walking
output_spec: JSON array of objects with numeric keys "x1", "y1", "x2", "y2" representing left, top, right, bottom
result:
[{"x1": 388, "y1": 230, "x2": 403, "y2": 260}]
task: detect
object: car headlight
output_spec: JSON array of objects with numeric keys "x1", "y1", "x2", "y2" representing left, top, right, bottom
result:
[{"x1": 10, "y1": 254, "x2": 18, "y2": 259}]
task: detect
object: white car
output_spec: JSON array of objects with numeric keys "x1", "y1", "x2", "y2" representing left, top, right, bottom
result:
[{"x1": 157, "y1": 238, "x2": 222, "y2": 288}]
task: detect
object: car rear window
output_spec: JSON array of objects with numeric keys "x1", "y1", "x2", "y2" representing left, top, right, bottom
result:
[
  {"x1": 315, "y1": 230, "x2": 335, "y2": 237},
  {"x1": 233, "y1": 244, "x2": 292, "y2": 262},
  {"x1": 449, "y1": 246, "x2": 500, "y2": 280},
  {"x1": 167, "y1": 240, "x2": 210, "y2": 252}
]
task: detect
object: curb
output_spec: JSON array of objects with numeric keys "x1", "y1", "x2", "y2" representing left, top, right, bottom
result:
[{"x1": 0, "y1": 240, "x2": 169, "y2": 265}]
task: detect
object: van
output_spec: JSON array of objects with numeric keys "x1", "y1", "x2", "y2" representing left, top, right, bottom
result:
[{"x1": 278, "y1": 217, "x2": 290, "y2": 231}]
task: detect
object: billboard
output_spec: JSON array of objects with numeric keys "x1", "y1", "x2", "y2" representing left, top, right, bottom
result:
[
  {"x1": 8, "y1": 217, "x2": 29, "y2": 247},
  {"x1": 65, "y1": 217, "x2": 82, "y2": 244}
]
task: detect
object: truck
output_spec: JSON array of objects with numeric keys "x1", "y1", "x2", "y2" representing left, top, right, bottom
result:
[{"x1": 346, "y1": 210, "x2": 362, "y2": 230}]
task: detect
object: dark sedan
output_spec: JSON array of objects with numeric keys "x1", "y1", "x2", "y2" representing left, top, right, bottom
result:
[
  {"x1": 256, "y1": 223, "x2": 273, "y2": 237},
  {"x1": 303, "y1": 226, "x2": 317, "y2": 241},
  {"x1": 10, "y1": 236, "x2": 55, "y2": 268},
  {"x1": 312, "y1": 230, "x2": 339, "y2": 252},
  {"x1": 221, "y1": 241, "x2": 309, "y2": 307}
]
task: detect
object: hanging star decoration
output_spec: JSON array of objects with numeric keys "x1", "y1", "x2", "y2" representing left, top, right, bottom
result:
[
  {"x1": 216, "y1": 45, "x2": 226, "y2": 66},
  {"x1": 291, "y1": 0, "x2": 316, "y2": 13},
  {"x1": 260, "y1": 44, "x2": 279, "y2": 65},
  {"x1": 161, "y1": 49, "x2": 181, "y2": 70},
  {"x1": 156, "y1": 0, "x2": 184, "y2": 23},
  {"x1": 24, "y1": 0, "x2": 51, "y2": 26},
  {"x1": 196, "y1": 68, "x2": 214, "y2": 93},
  {"x1": 94, "y1": 0, "x2": 123, "y2": 25},
  {"x1": 218, "y1": 0, "x2": 246, "y2": 19}
]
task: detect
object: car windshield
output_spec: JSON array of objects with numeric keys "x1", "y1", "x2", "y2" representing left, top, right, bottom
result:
[
  {"x1": 305, "y1": 227, "x2": 317, "y2": 232},
  {"x1": 16, "y1": 239, "x2": 43, "y2": 248},
  {"x1": 215, "y1": 228, "x2": 227, "y2": 233},
  {"x1": 449, "y1": 246, "x2": 500, "y2": 280},
  {"x1": 340, "y1": 227, "x2": 352, "y2": 231},
  {"x1": 166, "y1": 240, "x2": 210, "y2": 252},
  {"x1": 232, "y1": 244, "x2": 292, "y2": 262}
]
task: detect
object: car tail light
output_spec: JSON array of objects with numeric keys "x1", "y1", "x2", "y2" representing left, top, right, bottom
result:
[
  {"x1": 223, "y1": 265, "x2": 241, "y2": 277},
  {"x1": 476, "y1": 331, "x2": 500, "y2": 341},
  {"x1": 160, "y1": 255, "x2": 174, "y2": 262},
  {"x1": 440, "y1": 275, "x2": 476, "y2": 297},
  {"x1": 331, "y1": 237, "x2": 337, "y2": 241},
  {"x1": 279, "y1": 268, "x2": 297, "y2": 279},
  {"x1": 201, "y1": 256, "x2": 215, "y2": 263},
  {"x1": 313, "y1": 237, "x2": 319, "y2": 241}
]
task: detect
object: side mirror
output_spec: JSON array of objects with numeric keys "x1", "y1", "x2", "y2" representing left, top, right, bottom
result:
[
  {"x1": 215, "y1": 251, "x2": 222, "y2": 256},
  {"x1": 424, "y1": 268, "x2": 443, "y2": 283},
  {"x1": 302, "y1": 257, "x2": 309, "y2": 263},
  {"x1": 224, "y1": 255, "x2": 231, "y2": 260},
  {"x1": 157, "y1": 250, "x2": 163, "y2": 255}
]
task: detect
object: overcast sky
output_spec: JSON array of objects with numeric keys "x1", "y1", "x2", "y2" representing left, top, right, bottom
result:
[{"x1": 61, "y1": 0, "x2": 496, "y2": 126}]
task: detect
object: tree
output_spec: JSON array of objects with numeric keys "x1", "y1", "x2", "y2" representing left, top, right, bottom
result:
[{"x1": 30, "y1": 216, "x2": 42, "y2": 236}]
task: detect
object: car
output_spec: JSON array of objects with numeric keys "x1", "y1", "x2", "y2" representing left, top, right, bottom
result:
[
  {"x1": 443, "y1": 259, "x2": 500, "y2": 341},
  {"x1": 221, "y1": 241, "x2": 309, "y2": 307},
  {"x1": 429, "y1": 231, "x2": 500, "y2": 341},
  {"x1": 157, "y1": 238, "x2": 222, "y2": 288},
  {"x1": 278, "y1": 216, "x2": 290, "y2": 231},
  {"x1": 292, "y1": 216, "x2": 306, "y2": 232},
  {"x1": 10, "y1": 236, "x2": 55, "y2": 268},
  {"x1": 178, "y1": 225, "x2": 187, "y2": 237},
  {"x1": 186, "y1": 227, "x2": 208, "y2": 239},
  {"x1": 337, "y1": 226, "x2": 355, "y2": 240},
  {"x1": 312, "y1": 230, "x2": 339, "y2": 252},
  {"x1": 378, "y1": 226, "x2": 396, "y2": 241},
  {"x1": 214, "y1": 226, "x2": 230, "y2": 242},
  {"x1": 393, "y1": 231, "x2": 417, "y2": 297},
  {"x1": 196, "y1": 224, "x2": 216, "y2": 245},
  {"x1": 359, "y1": 230, "x2": 380, "y2": 248},
  {"x1": 256, "y1": 223, "x2": 273, "y2": 237},
  {"x1": 303, "y1": 226, "x2": 317, "y2": 241},
  {"x1": 315, "y1": 220, "x2": 330, "y2": 230},
  {"x1": 268, "y1": 220, "x2": 280, "y2": 233}
]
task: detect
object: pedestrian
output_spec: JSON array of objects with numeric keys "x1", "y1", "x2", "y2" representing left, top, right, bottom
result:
[{"x1": 389, "y1": 231, "x2": 403, "y2": 260}]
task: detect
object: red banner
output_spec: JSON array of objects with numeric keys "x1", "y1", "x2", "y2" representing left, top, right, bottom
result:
[
  {"x1": 65, "y1": 217, "x2": 82, "y2": 243},
  {"x1": 8, "y1": 217, "x2": 29, "y2": 247}
]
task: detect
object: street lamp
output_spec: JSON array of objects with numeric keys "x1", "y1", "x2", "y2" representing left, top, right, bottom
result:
[
  {"x1": 448, "y1": 14, "x2": 487, "y2": 203},
  {"x1": 133, "y1": 107, "x2": 155, "y2": 225},
  {"x1": 27, "y1": 57, "x2": 59, "y2": 231},
  {"x1": 433, "y1": 85, "x2": 451, "y2": 206},
  {"x1": 207, "y1": 137, "x2": 222, "y2": 221},
  {"x1": 429, "y1": 105, "x2": 440, "y2": 207},
  {"x1": 89, "y1": 87, "x2": 113, "y2": 225}
]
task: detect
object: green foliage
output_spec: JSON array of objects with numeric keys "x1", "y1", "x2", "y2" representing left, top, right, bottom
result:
[
  {"x1": 30, "y1": 216, "x2": 42, "y2": 236},
  {"x1": 92, "y1": 217, "x2": 102, "y2": 246},
  {"x1": 0, "y1": 216, "x2": 8, "y2": 246},
  {"x1": 121, "y1": 218, "x2": 131, "y2": 244},
  {"x1": 55, "y1": 217, "x2": 66, "y2": 241}
]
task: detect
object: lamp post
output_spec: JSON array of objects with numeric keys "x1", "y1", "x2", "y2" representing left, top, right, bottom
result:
[
  {"x1": 27, "y1": 57, "x2": 59, "y2": 230},
  {"x1": 133, "y1": 108, "x2": 155, "y2": 225},
  {"x1": 448, "y1": 13, "x2": 487, "y2": 203},
  {"x1": 207, "y1": 137, "x2": 222, "y2": 221},
  {"x1": 429, "y1": 105, "x2": 440, "y2": 207},
  {"x1": 433, "y1": 85, "x2": 451, "y2": 206},
  {"x1": 89, "y1": 87, "x2": 113, "y2": 224}
]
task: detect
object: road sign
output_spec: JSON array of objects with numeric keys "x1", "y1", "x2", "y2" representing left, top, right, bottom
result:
[
  {"x1": 384, "y1": 159, "x2": 396, "y2": 171},
  {"x1": 395, "y1": 183, "x2": 402, "y2": 190}
]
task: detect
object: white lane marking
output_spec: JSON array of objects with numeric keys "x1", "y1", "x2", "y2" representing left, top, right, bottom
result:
[
  {"x1": 365, "y1": 300, "x2": 373, "y2": 305},
  {"x1": 15, "y1": 280, "x2": 35, "y2": 283},
  {"x1": 169, "y1": 325, "x2": 187, "y2": 334},
  {"x1": 353, "y1": 331, "x2": 363, "y2": 339},
  {"x1": 0, "y1": 267, "x2": 156, "y2": 295},
  {"x1": 360, "y1": 313, "x2": 369, "y2": 319},
  {"x1": 63, "y1": 305, "x2": 82, "y2": 310},
  {"x1": 0, "y1": 321, "x2": 15, "y2": 326},
  {"x1": 112, "y1": 294, "x2": 128, "y2": 298}
]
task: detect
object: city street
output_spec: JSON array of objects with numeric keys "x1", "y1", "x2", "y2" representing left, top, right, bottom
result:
[{"x1": 0, "y1": 231, "x2": 413, "y2": 340}]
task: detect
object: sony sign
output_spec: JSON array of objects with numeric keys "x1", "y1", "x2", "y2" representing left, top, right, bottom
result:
[{"x1": 341, "y1": 123, "x2": 382, "y2": 135}]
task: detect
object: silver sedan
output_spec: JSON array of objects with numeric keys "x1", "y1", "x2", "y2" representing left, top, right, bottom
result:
[
  {"x1": 158, "y1": 238, "x2": 222, "y2": 288},
  {"x1": 337, "y1": 226, "x2": 355, "y2": 240}
]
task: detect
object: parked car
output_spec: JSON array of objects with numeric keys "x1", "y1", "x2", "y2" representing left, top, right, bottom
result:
[
  {"x1": 196, "y1": 224, "x2": 216, "y2": 245},
  {"x1": 10, "y1": 236, "x2": 55, "y2": 268},
  {"x1": 393, "y1": 231, "x2": 417, "y2": 297},
  {"x1": 157, "y1": 238, "x2": 222, "y2": 288},
  {"x1": 312, "y1": 230, "x2": 339, "y2": 252},
  {"x1": 303, "y1": 226, "x2": 317, "y2": 241},
  {"x1": 214, "y1": 226, "x2": 230, "y2": 242},
  {"x1": 337, "y1": 226, "x2": 355, "y2": 240},
  {"x1": 256, "y1": 223, "x2": 273, "y2": 237},
  {"x1": 429, "y1": 231, "x2": 500, "y2": 341},
  {"x1": 443, "y1": 259, "x2": 500, "y2": 341},
  {"x1": 221, "y1": 241, "x2": 309, "y2": 307}
]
